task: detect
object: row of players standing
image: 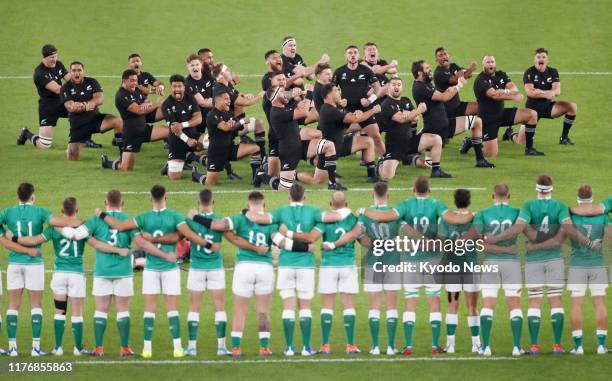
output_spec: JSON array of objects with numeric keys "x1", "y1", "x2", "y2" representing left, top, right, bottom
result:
[{"x1": 19, "y1": 41, "x2": 578, "y2": 188}]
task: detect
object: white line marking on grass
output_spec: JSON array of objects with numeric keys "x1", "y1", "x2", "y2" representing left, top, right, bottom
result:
[
  {"x1": 75, "y1": 356, "x2": 517, "y2": 365},
  {"x1": 0, "y1": 72, "x2": 610, "y2": 80},
  {"x1": 116, "y1": 187, "x2": 486, "y2": 196}
]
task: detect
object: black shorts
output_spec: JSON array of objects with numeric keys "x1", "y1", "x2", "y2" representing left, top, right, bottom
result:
[
  {"x1": 446, "y1": 101, "x2": 469, "y2": 118},
  {"x1": 167, "y1": 130, "x2": 201, "y2": 161},
  {"x1": 279, "y1": 140, "x2": 309, "y2": 171},
  {"x1": 207, "y1": 144, "x2": 239, "y2": 172},
  {"x1": 528, "y1": 101, "x2": 555, "y2": 120},
  {"x1": 481, "y1": 107, "x2": 517, "y2": 142},
  {"x1": 39, "y1": 99, "x2": 67, "y2": 127},
  {"x1": 268, "y1": 128, "x2": 279, "y2": 157},
  {"x1": 383, "y1": 135, "x2": 422, "y2": 161},
  {"x1": 123, "y1": 124, "x2": 153, "y2": 153},
  {"x1": 338, "y1": 133, "x2": 355, "y2": 157},
  {"x1": 145, "y1": 110, "x2": 157, "y2": 124},
  {"x1": 358, "y1": 115, "x2": 376, "y2": 129},
  {"x1": 68, "y1": 113, "x2": 107, "y2": 143}
]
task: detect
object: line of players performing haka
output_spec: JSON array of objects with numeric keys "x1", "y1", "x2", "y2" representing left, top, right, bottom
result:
[
  {"x1": 18, "y1": 42, "x2": 579, "y2": 186},
  {"x1": 0, "y1": 179, "x2": 609, "y2": 358}
]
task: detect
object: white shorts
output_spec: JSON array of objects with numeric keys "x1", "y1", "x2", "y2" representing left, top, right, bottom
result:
[
  {"x1": 232, "y1": 262, "x2": 275, "y2": 298},
  {"x1": 403, "y1": 260, "x2": 442, "y2": 293},
  {"x1": 187, "y1": 268, "x2": 226, "y2": 292},
  {"x1": 318, "y1": 266, "x2": 359, "y2": 294},
  {"x1": 6, "y1": 264, "x2": 44, "y2": 291},
  {"x1": 277, "y1": 267, "x2": 315, "y2": 292},
  {"x1": 142, "y1": 268, "x2": 181, "y2": 295},
  {"x1": 51, "y1": 272, "x2": 86, "y2": 298},
  {"x1": 363, "y1": 265, "x2": 402, "y2": 292},
  {"x1": 525, "y1": 258, "x2": 564, "y2": 289},
  {"x1": 567, "y1": 267, "x2": 608, "y2": 296},
  {"x1": 92, "y1": 277, "x2": 134, "y2": 297},
  {"x1": 480, "y1": 260, "x2": 522, "y2": 297}
]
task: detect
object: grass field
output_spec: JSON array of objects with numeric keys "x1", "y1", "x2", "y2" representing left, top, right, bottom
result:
[{"x1": 0, "y1": 0, "x2": 611, "y2": 380}]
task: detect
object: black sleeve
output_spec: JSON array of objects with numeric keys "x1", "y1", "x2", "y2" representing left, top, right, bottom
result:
[
  {"x1": 550, "y1": 68, "x2": 560, "y2": 82},
  {"x1": 185, "y1": 79, "x2": 197, "y2": 96},
  {"x1": 34, "y1": 69, "x2": 52, "y2": 88},
  {"x1": 161, "y1": 98, "x2": 171, "y2": 121},
  {"x1": 405, "y1": 97, "x2": 415, "y2": 111},
  {"x1": 332, "y1": 68, "x2": 341, "y2": 85},
  {"x1": 190, "y1": 95, "x2": 201, "y2": 114},
  {"x1": 261, "y1": 75, "x2": 271, "y2": 91},
  {"x1": 147, "y1": 72, "x2": 157, "y2": 84},
  {"x1": 434, "y1": 67, "x2": 450, "y2": 88},
  {"x1": 380, "y1": 99, "x2": 396, "y2": 121},
  {"x1": 115, "y1": 92, "x2": 134, "y2": 111},
  {"x1": 57, "y1": 61, "x2": 68, "y2": 78},
  {"x1": 364, "y1": 66, "x2": 379, "y2": 84},
  {"x1": 501, "y1": 71, "x2": 511, "y2": 84},
  {"x1": 90, "y1": 78, "x2": 103, "y2": 93},
  {"x1": 60, "y1": 84, "x2": 71, "y2": 103},
  {"x1": 193, "y1": 214, "x2": 212, "y2": 228},
  {"x1": 523, "y1": 68, "x2": 533, "y2": 84},
  {"x1": 474, "y1": 77, "x2": 491, "y2": 97}
]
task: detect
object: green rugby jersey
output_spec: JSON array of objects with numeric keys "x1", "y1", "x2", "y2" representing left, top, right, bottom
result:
[
  {"x1": 358, "y1": 205, "x2": 401, "y2": 266},
  {"x1": 133, "y1": 208, "x2": 186, "y2": 271},
  {"x1": 320, "y1": 212, "x2": 358, "y2": 267},
  {"x1": 85, "y1": 212, "x2": 136, "y2": 278},
  {"x1": 271, "y1": 203, "x2": 323, "y2": 268},
  {"x1": 603, "y1": 196, "x2": 612, "y2": 215},
  {"x1": 473, "y1": 203, "x2": 520, "y2": 261},
  {"x1": 438, "y1": 216, "x2": 477, "y2": 265},
  {"x1": 187, "y1": 212, "x2": 224, "y2": 270},
  {"x1": 0, "y1": 203, "x2": 52, "y2": 265},
  {"x1": 393, "y1": 197, "x2": 447, "y2": 261},
  {"x1": 42, "y1": 226, "x2": 85, "y2": 273},
  {"x1": 518, "y1": 198, "x2": 570, "y2": 262},
  {"x1": 569, "y1": 212, "x2": 609, "y2": 267},
  {"x1": 229, "y1": 213, "x2": 277, "y2": 265}
]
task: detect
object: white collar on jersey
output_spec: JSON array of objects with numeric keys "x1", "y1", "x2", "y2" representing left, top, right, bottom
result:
[
  {"x1": 370, "y1": 204, "x2": 388, "y2": 208},
  {"x1": 152, "y1": 208, "x2": 167, "y2": 212},
  {"x1": 415, "y1": 196, "x2": 429, "y2": 200},
  {"x1": 493, "y1": 202, "x2": 509, "y2": 206},
  {"x1": 290, "y1": 202, "x2": 304, "y2": 206},
  {"x1": 107, "y1": 209, "x2": 122, "y2": 212},
  {"x1": 18, "y1": 202, "x2": 33, "y2": 206},
  {"x1": 537, "y1": 195, "x2": 552, "y2": 200}
]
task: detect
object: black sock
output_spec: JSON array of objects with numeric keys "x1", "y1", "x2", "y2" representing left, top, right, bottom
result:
[
  {"x1": 472, "y1": 137, "x2": 484, "y2": 161},
  {"x1": 225, "y1": 163, "x2": 233, "y2": 174},
  {"x1": 324, "y1": 155, "x2": 337, "y2": 184},
  {"x1": 255, "y1": 132, "x2": 266, "y2": 157},
  {"x1": 366, "y1": 161, "x2": 376, "y2": 178},
  {"x1": 29, "y1": 134, "x2": 38, "y2": 145},
  {"x1": 431, "y1": 162, "x2": 441, "y2": 173},
  {"x1": 270, "y1": 177, "x2": 280, "y2": 190},
  {"x1": 562, "y1": 115, "x2": 575, "y2": 139},
  {"x1": 525, "y1": 124, "x2": 536, "y2": 149},
  {"x1": 250, "y1": 158, "x2": 262, "y2": 180}
]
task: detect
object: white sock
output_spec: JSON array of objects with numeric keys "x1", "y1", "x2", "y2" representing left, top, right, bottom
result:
[
  {"x1": 173, "y1": 338, "x2": 182, "y2": 350},
  {"x1": 143, "y1": 340, "x2": 152, "y2": 352},
  {"x1": 218, "y1": 337, "x2": 226, "y2": 348}
]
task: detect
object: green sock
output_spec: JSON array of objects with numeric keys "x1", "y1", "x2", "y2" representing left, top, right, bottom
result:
[
  {"x1": 510, "y1": 311, "x2": 523, "y2": 348},
  {"x1": 54, "y1": 315, "x2": 66, "y2": 348},
  {"x1": 187, "y1": 313, "x2": 199, "y2": 342},
  {"x1": 527, "y1": 310, "x2": 541, "y2": 345},
  {"x1": 31, "y1": 309, "x2": 43, "y2": 342},
  {"x1": 344, "y1": 310, "x2": 356, "y2": 345},
  {"x1": 282, "y1": 310, "x2": 295, "y2": 348},
  {"x1": 93, "y1": 312, "x2": 108, "y2": 347},
  {"x1": 403, "y1": 312, "x2": 415, "y2": 348},
  {"x1": 446, "y1": 314, "x2": 458, "y2": 336},
  {"x1": 259, "y1": 332, "x2": 270, "y2": 348},
  {"x1": 386, "y1": 311, "x2": 398, "y2": 349},
  {"x1": 321, "y1": 310, "x2": 333, "y2": 345},
  {"x1": 231, "y1": 333, "x2": 241, "y2": 349},
  {"x1": 299, "y1": 310, "x2": 312, "y2": 349},
  {"x1": 6, "y1": 311, "x2": 18, "y2": 343},
  {"x1": 215, "y1": 316, "x2": 226, "y2": 340},
  {"x1": 368, "y1": 310, "x2": 380, "y2": 348},
  {"x1": 480, "y1": 309, "x2": 494, "y2": 348},
  {"x1": 116, "y1": 313, "x2": 130, "y2": 348},
  {"x1": 143, "y1": 313, "x2": 155, "y2": 342},
  {"x1": 572, "y1": 330, "x2": 583, "y2": 349},
  {"x1": 596, "y1": 330, "x2": 607, "y2": 347},
  {"x1": 469, "y1": 323, "x2": 479, "y2": 337},
  {"x1": 168, "y1": 311, "x2": 181, "y2": 340},
  {"x1": 430, "y1": 313, "x2": 441, "y2": 348},
  {"x1": 71, "y1": 317, "x2": 83, "y2": 351},
  {"x1": 551, "y1": 309, "x2": 564, "y2": 345}
]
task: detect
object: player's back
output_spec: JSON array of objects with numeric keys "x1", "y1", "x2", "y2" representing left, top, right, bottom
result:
[
  {"x1": 43, "y1": 226, "x2": 86, "y2": 273},
  {"x1": 320, "y1": 213, "x2": 358, "y2": 267},
  {"x1": 187, "y1": 212, "x2": 224, "y2": 270},
  {"x1": 519, "y1": 198, "x2": 570, "y2": 260},
  {"x1": 0, "y1": 204, "x2": 51, "y2": 264},
  {"x1": 475, "y1": 203, "x2": 520, "y2": 261},
  {"x1": 273, "y1": 204, "x2": 322, "y2": 268},
  {"x1": 569, "y1": 212, "x2": 608, "y2": 267},
  {"x1": 134, "y1": 208, "x2": 185, "y2": 270},
  {"x1": 230, "y1": 213, "x2": 276, "y2": 265},
  {"x1": 87, "y1": 211, "x2": 135, "y2": 278},
  {"x1": 359, "y1": 205, "x2": 401, "y2": 265}
]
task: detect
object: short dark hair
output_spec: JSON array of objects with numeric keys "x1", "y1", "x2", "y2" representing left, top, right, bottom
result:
[
  {"x1": 321, "y1": 83, "x2": 335, "y2": 99},
  {"x1": 265, "y1": 49, "x2": 279, "y2": 60},
  {"x1": 122, "y1": 69, "x2": 137, "y2": 80},
  {"x1": 198, "y1": 48, "x2": 212, "y2": 55},
  {"x1": 411, "y1": 60, "x2": 425, "y2": 78},
  {"x1": 17, "y1": 183, "x2": 35, "y2": 202},
  {"x1": 70, "y1": 61, "x2": 84, "y2": 69},
  {"x1": 199, "y1": 189, "x2": 213, "y2": 206},
  {"x1": 248, "y1": 191, "x2": 264, "y2": 204},
  {"x1": 493, "y1": 184, "x2": 509, "y2": 198},
  {"x1": 315, "y1": 63, "x2": 331, "y2": 76},
  {"x1": 535, "y1": 47, "x2": 548, "y2": 55},
  {"x1": 106, "y1": 189, "x2": 122, "y2": 207},
  {"x1": 537, "y1": 175, "x2": 553, "y2": 187},
  {"x1": 289, "y1": 184, "x2": 305, "y2": 202},
  {"x1": 363, "y1": 42, "x2": 377, "y2": 48},
  {"x1": 345, "y1": 45, "x2": 358, "y2": 51},
  {"x1": 150, "y1": 185, "x2": 166, "y2": 202},
  {"x1": 373, "y1": 182, "x2": 388, "y2": 199},
  {"x1": 41, "y1": 44, "x2": 57, "y2": 58},
  {"x1": 128, "y1": 53, "x2": 140, "y2": 61},
  {"x1": 434, "y1": 47, "x2": 445, "y2": 56},
  {"x1": 577, "y1": 184, "x2": 592, "y2": 200},
  {"x1": 414, "y1": 176, "x2": 429, "y2": 194},
  {"x1": 62, "y1": 197, "x2": 78, "y2": 216},
  {"x1": 186, "y1": 53, "x2": 201, "y2": 63},
  {"x1": 169, "y1": 74, "x2": 185, "y2": 84},
  {"x1": 454, "y1": 189, "x2": 471, "y2": 209}
]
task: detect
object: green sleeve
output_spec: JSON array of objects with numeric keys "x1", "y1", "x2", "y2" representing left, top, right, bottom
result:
[
  {"x1": 518, "y1": 203, "x2": 531, "y2": 223},
  {"x1": 558, "y1": 203, "x2": 570, "y2": 223},
  {"x1": 0, "y1": 225, "x2": 5, "y2": 235},
  {"x1": 315, "y1": 222, "x2": 325, "y2": 232},
  {"x1": 0, "y1": 208, "x2": 6, "y2": 226},
  {"x1": 42, "y1": 226, "x2": 55, "y2": 242},
  {"x1": 40, "y1": 207, "x2": 53, "y2": 224},
  {"x1": 230, "y1": 214, "x2": 242, "y2": 232},
  {"x1": 436, "y1": 200, "x2": 448, "y2": 218},
  {"x1": 134, "y1": 213, "x2": 145, "y2": 229},
  {"x1": 473, "y1": 211, "x2": 485, "y2": 233},
  {"x1": 393, "y1": 202, "x2": 406, "y2": 220},
  {"x1": 84, "y1": 216, "x2": 98, "y2": 238},
  {"x1": 270, "y1": 208, "x2": 282, "y2": 224},
  {"x1": 174, "y1": 211, "x2": 187, "y2": 228},
  {"x1": 603, "y1": 196, "x2": 612, "y2": 214},
  {"x1": 313, "y1": 207, "x2": 324, "y2": 222},
  {"x1": 438, "y1": 220, "x2": 449, "y2": 238}
]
